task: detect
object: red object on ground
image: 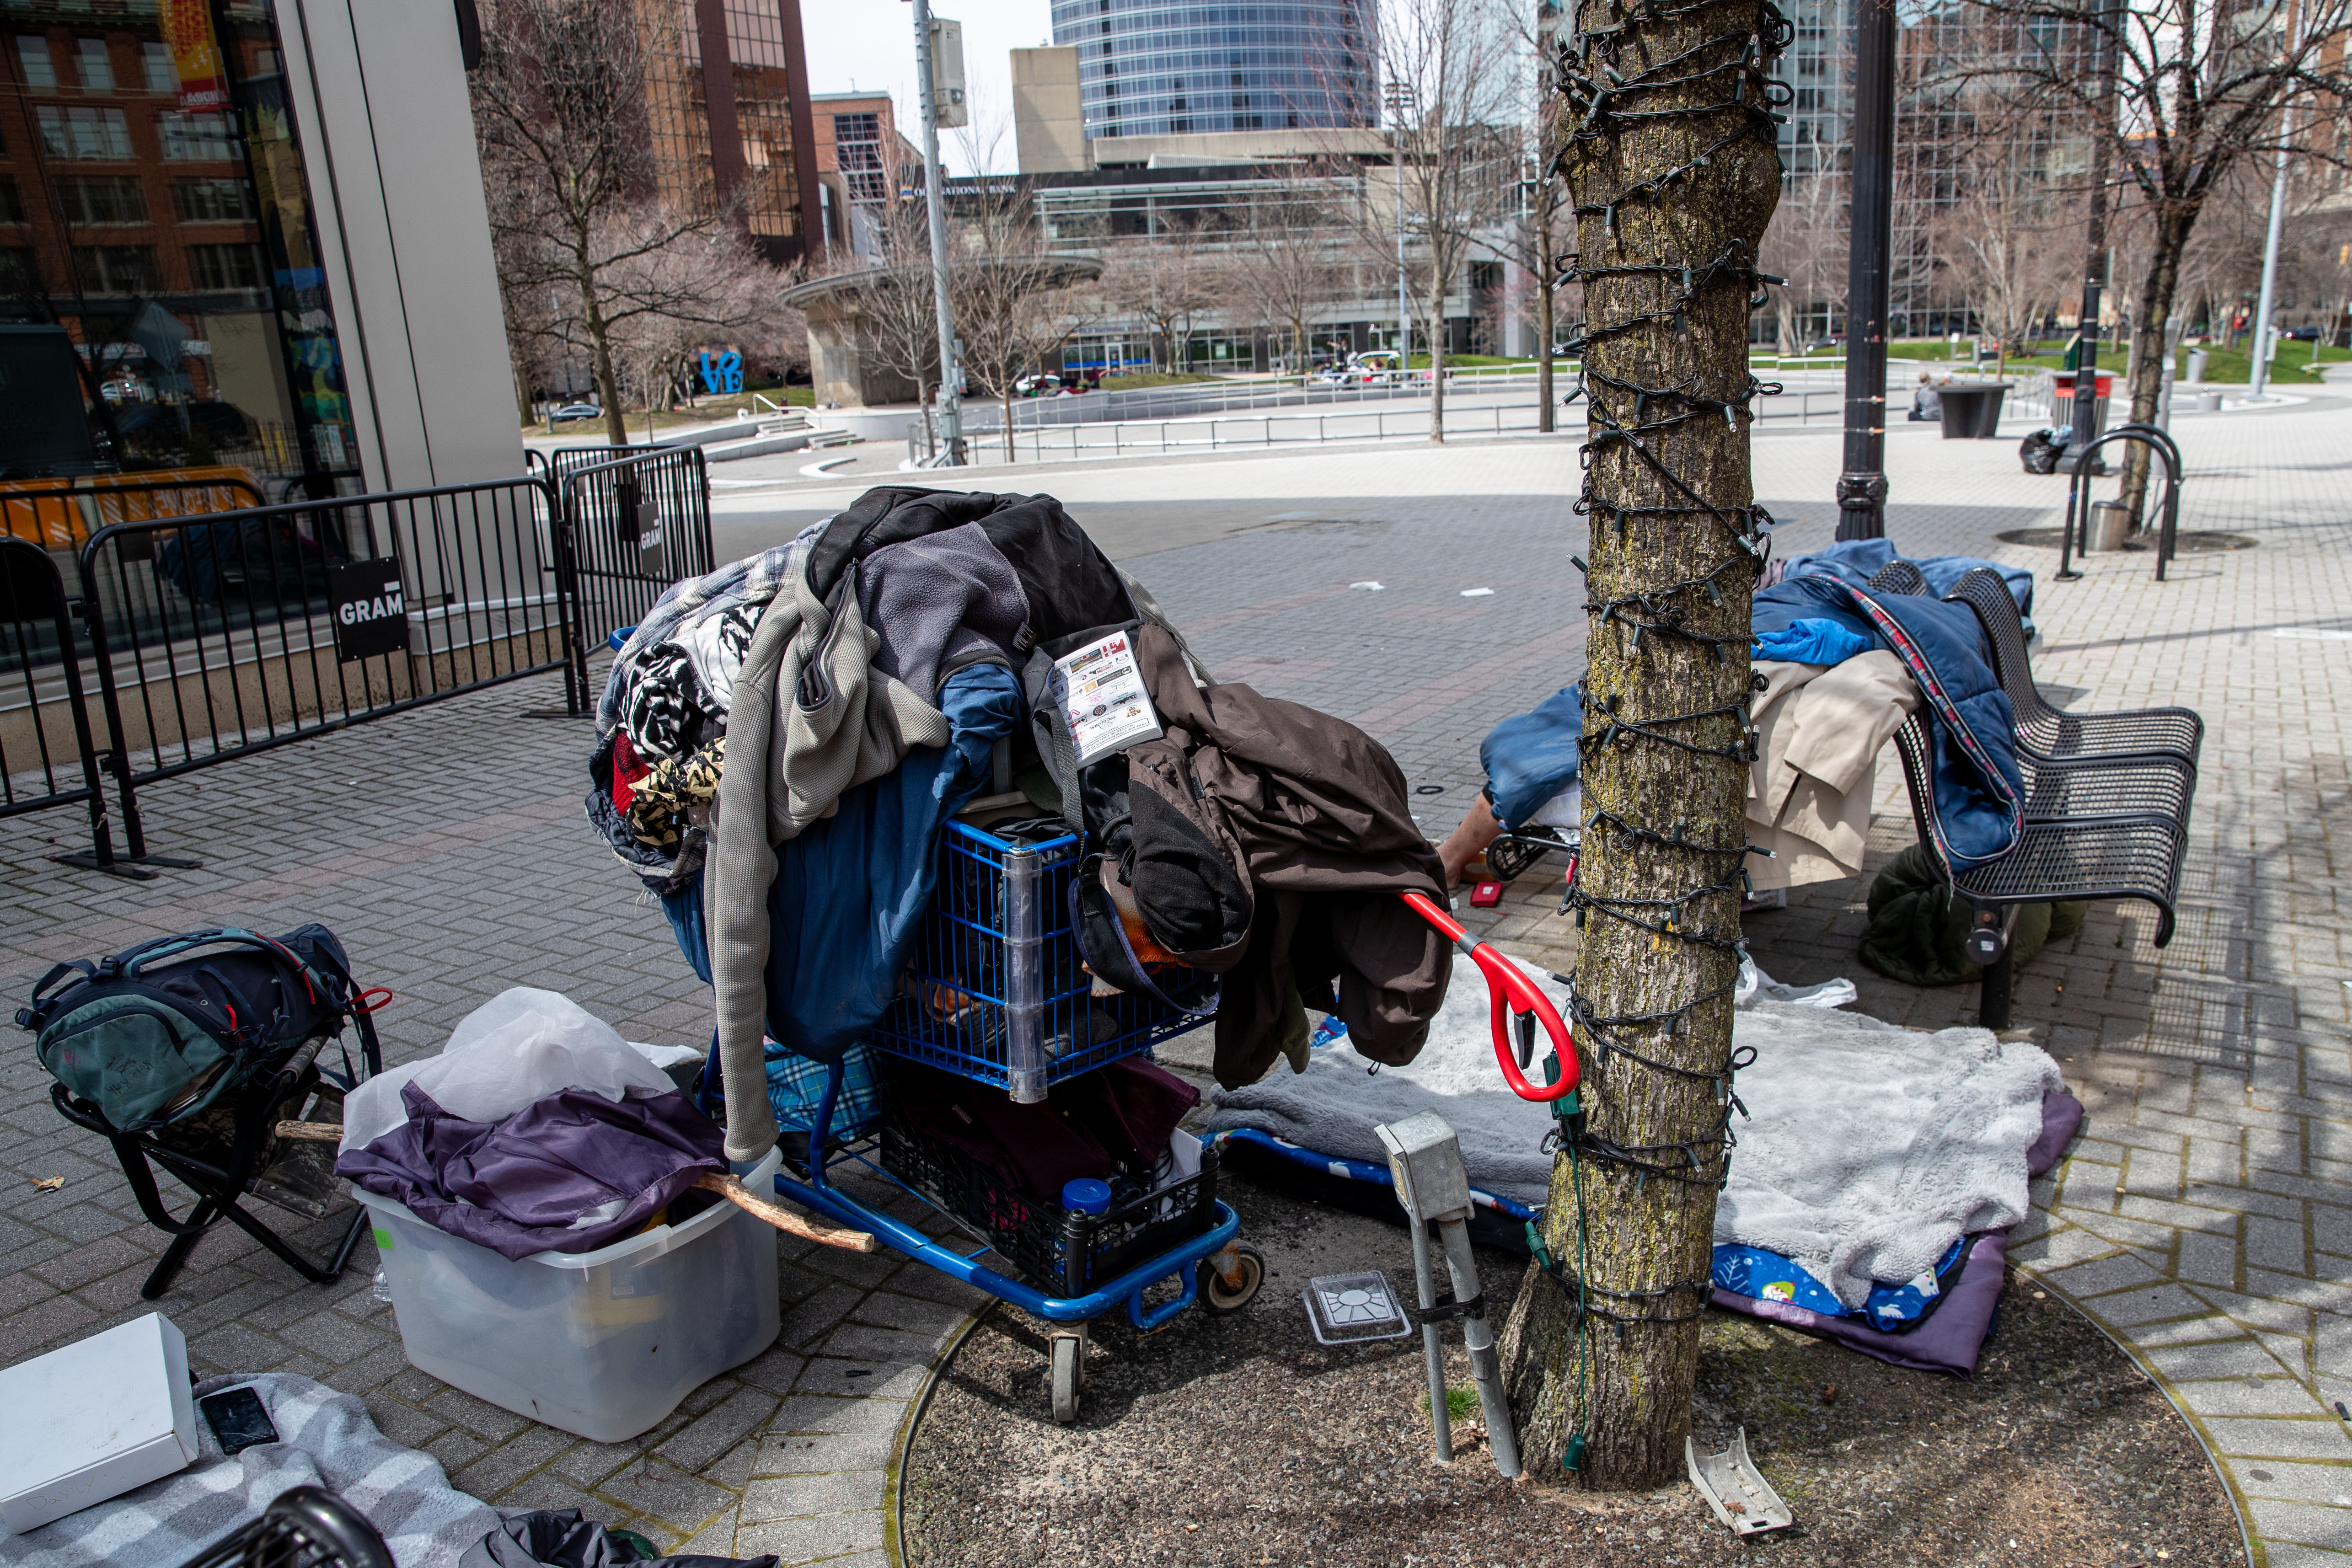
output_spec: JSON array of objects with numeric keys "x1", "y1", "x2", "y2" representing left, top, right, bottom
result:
[
  {"x1": 1396, "y1": 890, "x2": 1580, "y2": 1102},
  {"x1": 1469, "y1": 881, "x2": 1503, "y2": 908}
]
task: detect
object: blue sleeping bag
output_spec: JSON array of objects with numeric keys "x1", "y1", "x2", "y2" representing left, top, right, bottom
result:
[
  {"x1": 1479, "y1": 683, "x2": 1582, "y2": 831},
  {"x1": 1782, "y1": 538, "x2": 2036, "y2": 632}
]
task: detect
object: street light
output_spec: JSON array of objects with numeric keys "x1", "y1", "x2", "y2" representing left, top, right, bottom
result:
[
  {"x1": 1836, "y1": 0, "x2": 1896, "y2": 540},
  {"x1": 911, "y1": 0, "x2": 964, "y2": 464},
  {"x1": 1385, "y1": 80, "x2": 1418, "y2": 368}
]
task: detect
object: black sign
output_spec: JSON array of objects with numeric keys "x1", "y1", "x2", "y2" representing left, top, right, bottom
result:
[{"x1": 327, "y1": 559, "x2": 410, "y2": 663}]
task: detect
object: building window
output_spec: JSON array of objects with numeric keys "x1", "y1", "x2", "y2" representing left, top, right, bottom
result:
[
  {"x1": 76, "y1": 37, "x2": 114, "y2": 91},
  {"x1": 833, "y1": 112, "x2": 889, "y2": 203},
  {"x1": 0, "y1": 246, "x2": 39, "y2": 291},
  {"x1": 71, "y1": 244, "x2": 160, "y2": 294},
  {"x1": 0, "y1": 180, "x2": 23, "y2": 225},
  {"x1": 57, "y1": 177, "x2": 149, "y2": 225},
  {"x1": 159, "y1": 112, "x2": 236, "y2": 161},
  {"x1": 188, "y1": 241, "x2": 266, "y2": 290},
  {"x1": 171, "y1": 178, "x2": 253, "y2": 222},
  {"x1": 36, "y1": 106, "x2": 134, "y2": 160},
  {"x1": 142, "y1": 41, "x2": 172, "y2": 93},
  {"x1": 15, "y1": 35, "x2": 55, "y2": 89}
]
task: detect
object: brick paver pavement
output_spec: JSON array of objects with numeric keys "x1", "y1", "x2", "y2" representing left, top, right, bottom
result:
[{"x1": 0, "y1": 392, "x2": 2344, "y2": 1564}]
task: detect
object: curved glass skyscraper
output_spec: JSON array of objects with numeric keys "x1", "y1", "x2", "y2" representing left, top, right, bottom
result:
[{"x1": 1049, "y1": 0, "x2": 1376, "y2": 141}]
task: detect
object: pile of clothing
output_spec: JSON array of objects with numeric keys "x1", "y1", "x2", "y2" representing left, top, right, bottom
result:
[
  {"x1": 333, "y1": 990, "x2": 721, "y2": 1260},
  {"x1": 1471, "y1": 539, "x2": 2033, "y2": 891},
  {"x1": 588, "y1": 486, "x2": 1456, "y2": 1167}
]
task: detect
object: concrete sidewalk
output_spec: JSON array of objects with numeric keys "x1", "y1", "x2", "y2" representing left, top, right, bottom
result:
[{"x1": 1, "y1": 400, "x2": 2346, "y2": 1564}]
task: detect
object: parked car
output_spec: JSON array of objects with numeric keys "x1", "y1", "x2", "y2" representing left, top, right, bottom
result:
[
  {"x1": 2284, "y1": 326, "x2": 2325, "y2": 342},
  {"x1": 1014, "y1": 372, "x2": 1063, "y2": 397},
  {"x1": 548, "y1": 402, "x2": 601, "y2": 423},
  {"x1": 1348, "y1": 351, "x2": 1405, "y2": 385}
]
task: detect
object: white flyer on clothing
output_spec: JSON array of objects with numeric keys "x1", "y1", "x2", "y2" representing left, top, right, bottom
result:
[{"x1": 1050, "y1": 629, "x2": 1163, "y2": 767}]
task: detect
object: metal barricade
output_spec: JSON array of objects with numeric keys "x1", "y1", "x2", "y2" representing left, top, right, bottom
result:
[
  {"x1": 557, "y1": 446, "x2": 715, "y2": 696},
  {"x1": 76, "y1": 474, "x2": 571, "y2": 857},
  {"x1": 0, "y1": 537, "x2": 131, "y2": 874},
  {"x1": 2, "y1": 472, "x2": 268, "y2": 552}
]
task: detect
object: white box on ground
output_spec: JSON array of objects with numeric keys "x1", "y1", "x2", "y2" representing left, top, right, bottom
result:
[
  {"x1": 354, "y1": 1146, "x2": 783, "y2": 1443},
  {"x1": 0, "y1": 1311, "x2": 200, "y2": 1534}
]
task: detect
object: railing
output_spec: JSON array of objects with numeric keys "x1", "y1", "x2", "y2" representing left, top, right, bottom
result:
[
  {"x1": 5, "y1": 451, "x2": 719, "y2": 876},
  {"x1": 558, "y1": 446, "x2": 714, "y2": 696},
  {"x1": 0, "y1": 538, "x2": 121, "y2": 872},
  {"x1": 75, "y1": 475, "x2": 571, "y2": 860}
]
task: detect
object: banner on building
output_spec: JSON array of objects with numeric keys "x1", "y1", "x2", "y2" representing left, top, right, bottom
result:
[{"x1": 158, "y1": 0, "x2": 231, "y2": 112}]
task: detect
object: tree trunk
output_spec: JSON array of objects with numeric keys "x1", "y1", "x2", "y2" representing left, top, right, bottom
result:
[
  {"x1": 1002, "y1": 388, "x2": 1017, "y2": 461},
  {"x1": 1500, "y1": 0, "x2": 1780, "y2": 1490},
  {"x1": 1539, "y1": 268, "x2": 1558, "y2": 433},
  {"x1": 1426, "y1": 291, "x2": 1448, "y2": 444},
  {"x1": 579, "y1": 255, "x2": 629, "y2": 449},
  {"x1": 2118, "y1": 203, "x2": 2197, "y2": 524}
]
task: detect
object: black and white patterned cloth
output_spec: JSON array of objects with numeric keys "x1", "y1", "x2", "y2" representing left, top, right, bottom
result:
[{"x1": 0, "y1": 1373, "x2": 501, "y2": 1568}]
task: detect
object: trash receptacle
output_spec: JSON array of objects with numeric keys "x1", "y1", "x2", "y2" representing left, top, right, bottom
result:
[
  {"x1": 1936, "y1": 382, "x2": 2009, "y2": 439},
  {"x1": 2087, "y1": 500, "x2": 2131, "y2": 552},
  {"x1": 2052, "y1": 370, "x2": 2113, "y2": 433}
]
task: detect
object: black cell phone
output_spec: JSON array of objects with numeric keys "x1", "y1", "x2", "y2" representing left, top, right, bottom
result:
[{"x1": 199, "y1": 1386, "x2": 280, "y2": 1456}]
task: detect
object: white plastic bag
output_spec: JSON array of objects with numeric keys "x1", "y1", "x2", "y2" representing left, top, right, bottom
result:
[
  {"x1": 340, "y1": 988, "x2": 677, "y2": 1154},
  {"x1": 1735, "y1": 954, "x2": 1859, "y2": 1011}
]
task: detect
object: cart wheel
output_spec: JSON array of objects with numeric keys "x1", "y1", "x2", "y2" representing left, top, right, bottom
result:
[
  {"x1": 1050, "y1": 1334, "x2": 1084, "y2": 1424},
  {"x1": 1197, "y1": 1243, "x2": 1266, "y2": 1315}
]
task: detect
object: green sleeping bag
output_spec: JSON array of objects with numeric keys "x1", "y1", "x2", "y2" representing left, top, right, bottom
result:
[{"x1": 1859, "y1": 844, "x2": 2087, "y2": 987}]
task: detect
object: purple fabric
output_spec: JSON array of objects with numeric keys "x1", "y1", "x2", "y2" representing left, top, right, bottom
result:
[
  {"x1": 1710, "y1": 1090, "x2": 2083, "y2": 1375},
  {"x1": 338, "y1": 1083, "x2": 725, "y2": 1261}
]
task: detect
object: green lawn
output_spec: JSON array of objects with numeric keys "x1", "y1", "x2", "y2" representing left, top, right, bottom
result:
[
  {"x1": 1098, "y1": 370, "x2": 1224, "y2": 391},
  {"x1": 1890, "y1": 337, "x2": 2352, "y2": 385}
]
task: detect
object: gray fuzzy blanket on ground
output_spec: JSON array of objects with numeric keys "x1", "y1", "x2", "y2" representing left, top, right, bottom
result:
[
  {"x1": 1206, "y1": 954, "x2": 2063, "y2": 1307},
  {"x1": 0, "y1": 1373, "x2": 498, "y2": 1568}
]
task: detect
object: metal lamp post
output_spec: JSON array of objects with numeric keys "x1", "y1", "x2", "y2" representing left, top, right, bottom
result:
[
  {"x1": 1386, "y1": 80, "x2": 1418, "y2": 365},
  {"x1": 1836, "y1": 0, "x2": 1897, "y2": 541},
  {"x1": 912, "y1": 0, "x2": 963, "y2": 464}
]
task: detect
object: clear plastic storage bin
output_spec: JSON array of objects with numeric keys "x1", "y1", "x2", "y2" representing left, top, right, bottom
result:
[{"x1": 354, "y1": 1147, "x2": 781, "y2": 1442}]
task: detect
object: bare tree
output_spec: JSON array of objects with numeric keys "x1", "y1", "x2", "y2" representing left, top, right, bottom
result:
[
  {"x1": 1376, "y1": 0, "x2": 1523, "y2": 441},
  {"x1": 952, "y1": 177, "x2": 1094, "y2": 459},
  {"x1": 1222, "y1": 203, "x2": 1350, "y2": 383},
  {"x1": 1101, "y1": 229, "x2": 1217, "y2": 373},
  {"x1": 1760, "y1": 169, "x2": 1847, "y2": 353},
  {"x1": 1956, "y1": 0, "x2": 2352, "y2": 513},
  {"x1": 471, "y1": 0, "x2": 777, "y2": 447},
  {"x1": 1499, "y1": 0, "x2": 1781, "y2": 1491},
  {"x1": 1931, "y1": 140, "x2": 2080, "y2": 375}
]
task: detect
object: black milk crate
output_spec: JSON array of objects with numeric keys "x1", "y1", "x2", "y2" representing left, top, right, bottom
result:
[
  {"x1": 864, "y1": 817, "x2": 1210, "y2": 1102},
  {"x1": 878, "y1": 1106, "x2": 1221, "y2": 1295}
]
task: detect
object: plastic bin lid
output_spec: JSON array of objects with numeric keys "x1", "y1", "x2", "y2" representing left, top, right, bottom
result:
[{"x1": 1061, "y1": 1178, "x2": 1112, "y2": 1215}]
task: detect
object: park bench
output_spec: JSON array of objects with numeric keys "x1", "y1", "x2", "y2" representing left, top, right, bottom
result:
[{"x1": 1878, "y1": 564, "x2": 2200, "y2": 1030}]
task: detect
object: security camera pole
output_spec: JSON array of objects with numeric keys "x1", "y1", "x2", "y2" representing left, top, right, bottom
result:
[{"x1": 911, "y1": 0, "x2": 964, "y2": 464}]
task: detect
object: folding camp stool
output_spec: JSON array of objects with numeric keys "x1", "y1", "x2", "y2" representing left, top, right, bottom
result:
[{"x1": 49, "y1": 1008, "x2": 384, "y2": 1300}]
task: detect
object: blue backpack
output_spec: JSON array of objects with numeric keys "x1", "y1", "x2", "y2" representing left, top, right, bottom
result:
[{"x1": 18, "y1": 926, "x2": 363, "y2": 1134}]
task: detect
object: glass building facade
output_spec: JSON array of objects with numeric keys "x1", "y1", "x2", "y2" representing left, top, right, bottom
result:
[
  {"x1": 1, "y1": 0, "x2": 358, "y2": 492},
  {"x1": 1050, "y1": 0, "x2": 1377, "y2": 141}
]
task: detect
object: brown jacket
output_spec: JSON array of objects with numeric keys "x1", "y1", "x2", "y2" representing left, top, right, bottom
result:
[{"x1": 1118, "y1": 623, "x2": 1451, "y2": 1088}]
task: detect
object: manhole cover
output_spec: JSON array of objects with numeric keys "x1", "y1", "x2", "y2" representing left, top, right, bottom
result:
[{"x1": 1995, "y1": 528, "x2": 2258, "y2": 553}]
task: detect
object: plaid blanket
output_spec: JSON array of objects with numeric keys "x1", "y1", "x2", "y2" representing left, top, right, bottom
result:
[{"x1": 0, "y1": 1373, "x2": 499, "y2": 1568}]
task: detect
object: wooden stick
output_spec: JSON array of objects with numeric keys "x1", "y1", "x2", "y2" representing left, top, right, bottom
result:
[
  {"x1": 276, "y1": 1120, "x2": 343, "y2": 1141},
  {"x1": 691, "y1": 1172, "x2": 876, "y2": 1252}
]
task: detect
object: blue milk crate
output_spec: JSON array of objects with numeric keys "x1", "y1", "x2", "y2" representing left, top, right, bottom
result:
[{"x1": 863, "y1": 818, "x2": 1211, "y2": 1102}]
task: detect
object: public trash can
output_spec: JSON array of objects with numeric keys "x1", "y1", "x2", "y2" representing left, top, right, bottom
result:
[
  {"x1": 2052, "y1": 370, "x2": 2113, "y2": 433},
  {"x1": 2087, "y1": 500, "x2": 2131, "y2": 552},
  {"x1": 1936, "y1": 383, "x2": 2009, "y2": 439}
]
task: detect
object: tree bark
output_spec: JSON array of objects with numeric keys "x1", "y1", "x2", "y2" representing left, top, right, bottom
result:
[
  {"x1": 1426, "y1": 291, "x2": 1449, "y2": 444},
  {"x1": 1501, "y1": 0, "x2": 1780, "y2": 1490},
  {"x1": 2118, "y1": 202, "x2": 2197, "y2": 524}
]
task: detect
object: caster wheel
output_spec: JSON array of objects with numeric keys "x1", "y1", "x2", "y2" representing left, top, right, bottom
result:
[
  {"x1": 1050, "y1": 1333, "x2": 1084, "y2": 1424},
  {"x1": 1198, "y1": 1242, "x2": 1266, "y2": 1315}
]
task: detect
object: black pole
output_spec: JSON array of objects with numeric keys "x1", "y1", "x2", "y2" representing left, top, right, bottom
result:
[
  {"x1": 1836, "y1": 0, "x2": 1897, "y2": 541},
  {"x1": 2064, "y1": 4, "x2": 2116, "y2": 468}
]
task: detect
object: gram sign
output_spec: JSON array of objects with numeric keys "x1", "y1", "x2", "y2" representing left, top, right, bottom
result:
[
  {"x1": 697, "y1": 349, "x2": 743, "y2": 395},
  {"x1": 327, "y1": 560, "x2": 409, "y2": 663}
]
